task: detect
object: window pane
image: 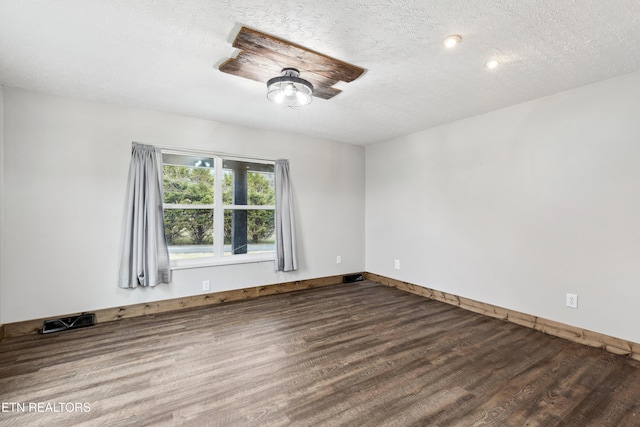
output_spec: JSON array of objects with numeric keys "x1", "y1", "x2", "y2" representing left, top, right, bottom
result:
[
  {"x1": 162, "y1": 153, "x2": 214, "y2": 168},
  {"x1": 248, "y1": 171, "x2": 275, "y2": 205},
  {"x1": 163, "y1": 164, "x2": 214, "y2": 205},
  {"x1": 222, "y1": 159, "x2": 274, "y2": 206},
  {"x1": 223, "y1": 209, "x2": 275, "y2": 256},
  {"x1": 164, "y1": 208, "x2": 214, "y2": 260},
  {"x1": 222, "y1": 169, "x2": 233, "y2": 205}
]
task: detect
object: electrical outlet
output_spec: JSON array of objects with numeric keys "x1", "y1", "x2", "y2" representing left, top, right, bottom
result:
[
  {"x1": 394, "y1": 259, "x2": 400, "y2": 269},
  {"x1": 566, "y1": 293, "x2": 578, "y2": 309},
  {"x1": 203, "y1": 280, "x2": 210, "y2": 291},
  {"x1": 336, "y1": 255, "x2": 342, "y2": 264}
]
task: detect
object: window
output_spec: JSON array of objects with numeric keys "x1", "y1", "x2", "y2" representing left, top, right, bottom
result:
[{"x1": 162, "y1": 152, "x2": 275, "y2": 267}]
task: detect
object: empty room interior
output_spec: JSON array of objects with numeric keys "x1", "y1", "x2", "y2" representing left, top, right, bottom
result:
[{"x1": 1, "y1": 1, "x2": 640, "y2": 426}]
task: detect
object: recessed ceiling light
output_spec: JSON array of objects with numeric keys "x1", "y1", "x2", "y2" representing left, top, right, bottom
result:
[
  {"x1": 443, "y1": 35, "x2": 461, "y2": 48},
  {"x1": 486, "y1": 59, "x2": 499, "y2": 69}
]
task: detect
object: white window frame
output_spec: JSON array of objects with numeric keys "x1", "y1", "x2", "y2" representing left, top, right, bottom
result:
[{"x1": 162, "y1": 150, "x2": 276, "y2": 269}]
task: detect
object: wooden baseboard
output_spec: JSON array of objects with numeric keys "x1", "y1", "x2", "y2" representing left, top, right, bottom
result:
[
  {"x1": 10, "y1": 271, "x2": 635, "y2": 362},
  {"x1": 364, "y1": 272, "x2": 640, "y2": 362},
  {"x1": 2, "y1": 274, "x2": 353, "y2": 339},
  {"x1": 0, "y1": 324, "x2": 4, "y2": 342}
]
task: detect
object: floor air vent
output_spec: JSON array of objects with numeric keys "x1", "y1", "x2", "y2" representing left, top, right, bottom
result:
[
  {"x1": 41, "y1": 313, "x2": 95, "y2": 334},
  {"x1": 343, "y1": 274, "x2": 364, "y2": 283}
]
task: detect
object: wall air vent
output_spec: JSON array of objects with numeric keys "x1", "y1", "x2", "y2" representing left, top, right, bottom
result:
[
  {"x1": 343, "y1": 274, "x2": 364, "y2": 283},
  {"x1": 41, "y1": 313, "x2": 95, "y2": 334}
]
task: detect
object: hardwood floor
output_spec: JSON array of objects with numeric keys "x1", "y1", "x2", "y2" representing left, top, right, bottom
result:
[{"x1": 1, "y1": 280, "x2": 640, "y2": 426}]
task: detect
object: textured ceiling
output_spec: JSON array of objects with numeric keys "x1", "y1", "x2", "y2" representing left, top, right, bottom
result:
[{"x1": 1, "y1": 0, "x2": 640, "y2": 145}]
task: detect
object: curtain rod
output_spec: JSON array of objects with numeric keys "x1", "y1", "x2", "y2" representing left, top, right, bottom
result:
[{"x1": 133, "y1": 142, "x2": 282, "y2": 163}]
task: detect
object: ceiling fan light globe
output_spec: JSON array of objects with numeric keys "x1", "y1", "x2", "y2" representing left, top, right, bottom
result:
[
  {"x1": 284, "y1": 83, "x2": 296, "y2": 97},
  {"x1": 296, "y1": 91, "x2": 311, "y2": 106},
  {"x1": 266, "y1": 68, "x2": 314, "y2": 108}
]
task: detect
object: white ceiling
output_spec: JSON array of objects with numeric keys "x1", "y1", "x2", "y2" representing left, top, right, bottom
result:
[{"x1": 1, "y1": 1, "x2": 640, "y2": 145}]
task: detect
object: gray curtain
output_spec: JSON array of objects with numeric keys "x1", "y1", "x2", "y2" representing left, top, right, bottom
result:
[
  {"x1": 275, "y1": 159, "x2": 298, "y2": 271},
  {"x1": 118, "y1": 143, "x2": 172, "y2": 288}
]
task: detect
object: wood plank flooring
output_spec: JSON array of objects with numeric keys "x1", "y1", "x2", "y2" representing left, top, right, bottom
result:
[{"x1": 1, "y1": 280, "x2": 640, "y2": 426}]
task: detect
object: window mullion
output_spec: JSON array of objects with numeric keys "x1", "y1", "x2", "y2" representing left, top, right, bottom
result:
[
  {"x1": 164, "y1": 203, "x2": 215, "y2": 210},
  {"x1": 224, "y1": 204, "x2": 275, "y2": 210},
  {"x1": 213, "y1": 157, "x2": 224, "y2": 260}
]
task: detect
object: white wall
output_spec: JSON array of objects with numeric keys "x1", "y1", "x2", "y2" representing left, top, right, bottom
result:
[
  {"x1": 0, "y1": 86, "x2": 4, "y2": 327},
  {"x1": 366, "y1": 71, "x2": 640, "y2": 343},
  {"x1": 1, "y1": 88, "x2": 365, "y2": 324}
]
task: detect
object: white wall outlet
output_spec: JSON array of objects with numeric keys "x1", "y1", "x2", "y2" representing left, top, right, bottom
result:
[
  {"x1": 203, "y1": 280, "x2": 210, "y2": 291},
  {"x1": 566, "y1": 293, "x2": 578, "y2": 309},
  {"x1": 336, "y1": 255, "x2": 342, "y2": 264},
  {"x1": 394, "y1": 259, "x2": 400, "y2": 269}
]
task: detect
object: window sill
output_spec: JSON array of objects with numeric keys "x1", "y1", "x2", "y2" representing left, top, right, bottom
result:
[{"x1": 170, "y1": 254, "x2": 276, "y2": 270}]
